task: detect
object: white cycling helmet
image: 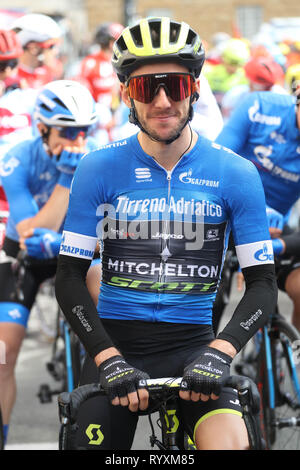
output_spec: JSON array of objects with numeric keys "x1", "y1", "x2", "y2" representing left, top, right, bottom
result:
[
  {"x1": 11, "y1": 13, "x2": 62, "y2": 47},
  {"x1": 34, "y1": 80, "x2": 98, "y2": 127}
]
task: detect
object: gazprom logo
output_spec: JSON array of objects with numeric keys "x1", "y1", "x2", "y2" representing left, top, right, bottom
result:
[
  {"x1": 254, "y1": 243, "x2": 274, "y2": 262},
  {"x1": 60, "y1": 243, "x2": 94, "y2": 258}
]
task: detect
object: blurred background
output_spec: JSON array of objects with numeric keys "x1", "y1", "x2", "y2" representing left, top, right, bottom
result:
[{"x1": 0, "y1": 0, "x2": 299, "y2": 76}]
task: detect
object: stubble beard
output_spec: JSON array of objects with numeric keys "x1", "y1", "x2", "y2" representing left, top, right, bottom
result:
[{"x1": 137, "y1": 109, "x2": 189, "y2": 143}]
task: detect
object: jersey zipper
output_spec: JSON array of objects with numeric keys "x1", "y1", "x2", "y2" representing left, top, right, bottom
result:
[
  {"x1": 153, "y1": 166, "x2": 176, "y2": 321},
  {"x1": 158, "y1": 170, "x2": 172, "y2": 285}
]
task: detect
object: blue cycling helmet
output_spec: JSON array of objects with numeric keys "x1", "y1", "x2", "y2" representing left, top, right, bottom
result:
[{"x1": 34, "y1": 79, "x2": 98, "y2": 127}]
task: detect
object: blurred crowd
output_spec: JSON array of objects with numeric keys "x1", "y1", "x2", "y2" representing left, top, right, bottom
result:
[{"x1": 1, "y1": 11, "x2": 300, "y2": 147}]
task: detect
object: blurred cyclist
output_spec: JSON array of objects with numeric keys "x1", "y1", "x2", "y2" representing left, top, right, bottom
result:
[
  {"x1": 79, "y1": 22, "x2": 124, "y2": 108},
  {"x1": 205, "y1": 38, "x2": 250, "y2": 109},
  {"x1": 0, "y1": 79, "x2": 98, "y2": 447},
  {"x1": 216, "y1": 80, "x2": 300, "y2": 330},
  {"x1": 222, "y1": 55, "x2": 287, "y2": 121},
  {"x1": 11, "y1": 13, "x2": 62, "y2": 88},
  {"x1": 0, "y1": 29, "x2": 38, "y2": 248},
  {"x1": 285, "y1": 63, "x2": 300, "y2": 95},
  {"x1": 0, "y1": 29, "x2": 24, "y2": 95}
]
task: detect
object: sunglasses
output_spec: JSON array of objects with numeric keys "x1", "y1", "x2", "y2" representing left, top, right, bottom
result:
[
  {"x1": 126, "y1": 73, "x2": 196, "y2": 104},
  {"x1": 54, "y1": 126, "x2": 92, "y2": 140},
  {"x1": 0, "y1": 59, "x2": 18, "y2": 72}
]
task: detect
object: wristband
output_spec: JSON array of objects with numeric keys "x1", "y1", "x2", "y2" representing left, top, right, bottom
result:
[
  {"x1": 57, "y1": 171, "x2": 73, "y2": 188},
  {"x1": 272, "y1": 238, "x2": 284, "y2": 255}
]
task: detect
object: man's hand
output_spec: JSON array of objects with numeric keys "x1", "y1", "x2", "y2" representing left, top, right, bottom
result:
[
  {"x1": 21, "y1": 227, "x2": 62, "y2": 259},
  {"x1": 54, "y1": 147, "x2": 86, "y2": 174},
  {"x1": 179, "y1": 346, "x2": 232, "y2": 402},
  {"x1": 99, "y1": 355, "x2": 150, "y2": 412},
  {"x1": 266, "y1": 206, "x2": 284, "y2": 239}
]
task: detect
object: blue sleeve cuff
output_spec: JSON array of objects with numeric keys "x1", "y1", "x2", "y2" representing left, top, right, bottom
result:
[
  {"x1": 272, "y1": 238, "x2": 284, "y2": 255},
  {"x1": 57, "y1": 172, "x2": 73, "y2": 188}
]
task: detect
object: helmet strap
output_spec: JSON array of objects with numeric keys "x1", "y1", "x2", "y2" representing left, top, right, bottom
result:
[{"x1": 40, "y1": 125, "x2": 52, "y2": 155}]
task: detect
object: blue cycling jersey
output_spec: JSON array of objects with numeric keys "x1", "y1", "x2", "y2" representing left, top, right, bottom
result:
[
  {"x1": 216, "y1": 91, "x2": 300, "y2": 216},
  {"x1": 0, "y1": 136, "x2": 98, "y2": 241},
  {"x1": 60, "y1": 133, "x2": 273, "y2": 325}
]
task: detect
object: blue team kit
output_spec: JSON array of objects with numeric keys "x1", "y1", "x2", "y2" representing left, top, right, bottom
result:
[{"x1": 61, "y1": 133, "x2": 273, "y2": 324}]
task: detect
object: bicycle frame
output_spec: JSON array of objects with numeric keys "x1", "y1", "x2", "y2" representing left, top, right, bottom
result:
[
  {"x1": 63, "y1": 320, "x2": 75, "y2": 393},
  {"x1": 261, "y1": 321, "x2": 300, "y2": 411}
]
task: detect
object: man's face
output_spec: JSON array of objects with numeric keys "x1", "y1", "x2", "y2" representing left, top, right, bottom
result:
[
  {"x1": 121, "y1": 63, "x2": 200, "y2": 143},
  {"x1": 38, "y1": 123, "x2": 87, "y2": 155},
  {"x1": 25, "y1": 42, "x2": 56, "y2": 68},
  {"x1": 223, "y1": 62, "x2": 239, "y2": 74}
]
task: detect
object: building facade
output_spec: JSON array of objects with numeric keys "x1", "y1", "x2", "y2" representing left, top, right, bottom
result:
[{"x1": 1, "y1": 0, "x2": 300, "y2": 44}]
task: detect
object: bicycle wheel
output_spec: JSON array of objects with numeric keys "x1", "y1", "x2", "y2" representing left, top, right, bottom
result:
[{"x1": 258, "y1": 317, "x2": 300, "y2": 450}]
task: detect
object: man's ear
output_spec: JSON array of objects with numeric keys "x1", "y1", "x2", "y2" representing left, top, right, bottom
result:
[
  {"x1": 120, "y1": 83, "x2": 131, "y2": 108},
  {"x1": 37, "y1": 122, "x2": 48, "y2": 136}
]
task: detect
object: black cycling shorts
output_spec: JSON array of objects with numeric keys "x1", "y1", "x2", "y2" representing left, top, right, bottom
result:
[
  {"x1": 276, "y1": 256, "x2": 300, "y2": 292},
  {"x1": 74, "y1": 324, "x2": 243, "y2": 450},
  {"x1": 0, "y1": 237, "x2": 57, "y2": 326}
]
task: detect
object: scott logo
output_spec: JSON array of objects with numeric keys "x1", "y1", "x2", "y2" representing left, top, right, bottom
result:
[
  {"x1": 254, "y1": 243, "x2": 274, "y2": 262},
  {"x1": 85, "y1": 424, "x2": 104, "y2": 445}
]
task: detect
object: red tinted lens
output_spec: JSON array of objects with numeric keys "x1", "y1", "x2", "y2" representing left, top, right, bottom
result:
[{"x1": 127, "y1": 73, "x2": 195, "y2": 103}]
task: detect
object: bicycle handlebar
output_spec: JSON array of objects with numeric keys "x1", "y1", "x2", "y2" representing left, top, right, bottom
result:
[{"x1": 58, "y1": 374, "x2": 260, "y2": 425}]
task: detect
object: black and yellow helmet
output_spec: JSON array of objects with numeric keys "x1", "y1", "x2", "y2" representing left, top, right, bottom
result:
[{"x1": 112, "y1": 17, "x2": 205, "y2": 82}]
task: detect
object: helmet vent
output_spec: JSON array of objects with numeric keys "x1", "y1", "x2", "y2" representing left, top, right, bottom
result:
[
  {"x1": 169, "y1": 23, "x2": 181, "y2": 44},
  {"x1": 131, "y1": 25, "x2": 143, "y2": 46},
  {"x1": 149, "y1": 21, "x2": 161, "y2": 47},
  {"x1": 116, "y1": 35, "x2": 127, "y2": 52},
  {"x1": 57, "y1": 117, "x2": 75, "y2": 122},
  {"x1": 40, "y1": 103, "x2": 51, "y2": 111},
  {"x1": 187, "y1": 29, "x2": 196, "y2": 45},
  {"x1": 53, "y1": 97, "x2": 68, "y2": 109}
]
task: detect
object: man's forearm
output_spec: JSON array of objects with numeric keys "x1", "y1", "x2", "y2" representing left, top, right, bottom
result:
[
  {"x1": 55, "y1": 254, "x2": 115, "y2": 358},
  {"x1": 16, "y1": 184, "x2": 69, "y2": 237},
  {"x1": 217, "y1": 264, "x2": 277, "y2": 352}
]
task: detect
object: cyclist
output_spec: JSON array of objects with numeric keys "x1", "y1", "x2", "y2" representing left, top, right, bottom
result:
[
  {"x1": 204, "y1": 38, "x2": 250, "y2": 109},
  {"x1": 10, "y1": 13, "x2": 62, "y2": 89},
  {"x1": 0, "y1": 79, "x2": 99, "y2": 447},
  {"x1": 55, "y1": 17, "x2": 277, "y2": 450},
  {"x1": 222, "y1": 55, "x2": 287, "y2": 121},
  {"x1": 285, "y1": 63, "x2": 300, "y2": 94},
  {"x1": 0, "y1": 29, "x2": 24, "y2": 95},
  {"x1": 0, "y1": 29, "x2": 38, "y2": 156},
  {"x1": 0, "y1": 29, "x2": 38, "y2": 248},
  {"x1": 216, "y1": 82, "x2": 300, "y2": 330},
  {"x1": 79, "y1": 22, "x2": 124, "y2": 108}
]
